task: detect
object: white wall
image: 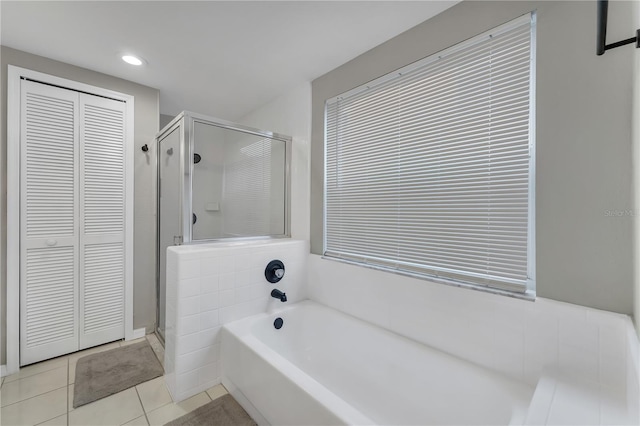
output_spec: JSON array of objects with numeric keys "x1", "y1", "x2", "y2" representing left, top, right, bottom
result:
[
  {"x1": 160, "y1": 113, "x2": 175, "y2": 130},
  {"x1": 239, "y1": 83, "x2": 312, "y2": 242}
]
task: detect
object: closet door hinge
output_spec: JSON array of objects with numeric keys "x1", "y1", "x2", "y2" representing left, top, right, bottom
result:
[{"x1": 173, "y1": 236, "x2": 183, "y2": 245}]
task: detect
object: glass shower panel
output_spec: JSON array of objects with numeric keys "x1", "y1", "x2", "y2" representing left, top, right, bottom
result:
[
  {"x1": 157, "y1": 126, "x2": 182, "y2": 341},
  {"x1": 192, "y1": 121, "x2": 286, "y2": 239}
]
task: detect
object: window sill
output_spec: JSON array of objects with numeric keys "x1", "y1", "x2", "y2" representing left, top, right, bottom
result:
[{"x1": 320, "y1": 255, "x2": 536, "y2": 302}]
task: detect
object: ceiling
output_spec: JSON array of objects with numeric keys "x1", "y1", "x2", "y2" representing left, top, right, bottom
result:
[{"x1": 1, "y1": 1, "x2": 459, "y2": 121}]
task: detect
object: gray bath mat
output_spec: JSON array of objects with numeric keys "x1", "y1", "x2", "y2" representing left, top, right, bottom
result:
[
  {"x1": 164, "y1": 394, "x2": 256, "y2": 426},
  {"x1": 73, "y1": 340, "x2": 164, "y2": 408}
]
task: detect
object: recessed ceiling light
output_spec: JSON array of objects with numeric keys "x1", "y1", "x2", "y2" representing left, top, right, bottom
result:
[{"x1": 122, "y1": 55, "x2": 143, "y2": 66}]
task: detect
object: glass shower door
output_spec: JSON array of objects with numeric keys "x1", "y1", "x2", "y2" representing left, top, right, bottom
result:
[
  {"x1": 191, "y1": 121, "x2": 287, "y2": 240},
  {"x1": 157, "y1": 126, "x2": 182, "y2": 342}
]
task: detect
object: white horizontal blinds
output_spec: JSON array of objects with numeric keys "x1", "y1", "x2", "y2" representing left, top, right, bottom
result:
[
  {"x1": 20, "y1": 80, "x2": 79, "y2": 365},
  {"x1": 325, "y1": 14, "x2": 533, "y2": 291},
  {"x1": 79, "y1": 94, "x2": 126, "y2": 348},
  {"x1": 325, "y1": 79, "x2": 402, "y2": 261}
]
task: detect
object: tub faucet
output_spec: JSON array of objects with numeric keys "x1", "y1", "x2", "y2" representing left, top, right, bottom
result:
[{"x1": 271, "y1": 289, "x2": 287, "y2": 302}]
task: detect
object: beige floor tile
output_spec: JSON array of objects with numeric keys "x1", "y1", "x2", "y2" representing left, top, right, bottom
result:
[
  {"x1": 0, "y1": 366, "x2": 67, "y2": 407},
  {"x1": 0, "y1": 387, "x2": 66, "y2": 426},
  {"x1": 36, "y1": 413, "x2": 67, "y2": 426},
  {"x1": 205, "y1": 383, "x2": 228, "y2": 401},
  {"x1": 69, "y1": 387, "x2": 144, "y2": 426},
  {"x1": 173, "y1": 391, "x2": 211, "y2": 412},
  {"x1": 136, "y1": 377, "x2": 172, "y2": 413},
  {"x1": 4, "y1": 357, "x2": 68, "y2": 385},
  {"x1": 145, "y1": 335, "x2": 165, "y2": 367},
  {"x1": 145, "y1": 334, "x2": 160, "y2": 346},
  {"x1": 68, "y1": 341, "x2": 121, "y2": 364},
  {"x1": 145, "y1": 392, "x2": 211, "y2": 426},
  {"x1": 120, "y1": 337, "x2": 146, "y2": 347},
  {"x1": 68, "y1": 360, "x2": 77, "y2": 384},
  {"x1": 122, "y1": 414, "x2": 149, "y2": 426}
]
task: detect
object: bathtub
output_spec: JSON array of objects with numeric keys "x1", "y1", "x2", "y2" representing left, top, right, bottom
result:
[{"x1": 221, "y1": 300, "x2": 534, "y2": 425}]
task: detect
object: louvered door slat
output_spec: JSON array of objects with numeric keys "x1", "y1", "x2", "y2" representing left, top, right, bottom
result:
[
  {"x1": 79, "y1": 94, "x2": 126, "y2": 349},
  {"x1": 24, "y1": 249, "x2": 75, "y2": 346},
  {"x1": 82, "y1": 243, "x2": 124, "y2": 335},
  {"x1": 20, "y1": 81, "x2": 79, "y2": 366},
  {"x1": 83, "y1": 103, "x2": 125, "y2": 235}
]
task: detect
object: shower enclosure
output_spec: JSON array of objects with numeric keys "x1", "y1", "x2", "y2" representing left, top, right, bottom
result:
[{"x1": 155, "y1": 112, "x2": 292, "y2": 342}]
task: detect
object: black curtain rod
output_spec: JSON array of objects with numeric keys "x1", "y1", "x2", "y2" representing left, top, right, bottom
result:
[{"x1": 597, "y1": 0, "x2": 640, "y2": 56}]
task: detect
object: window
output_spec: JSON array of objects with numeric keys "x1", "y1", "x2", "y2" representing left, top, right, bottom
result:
[{"x1": 324, "y1": 13, "x2": 536, "y2": 294}]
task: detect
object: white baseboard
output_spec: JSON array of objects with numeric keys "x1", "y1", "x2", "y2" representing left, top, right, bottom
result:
[
  {"x1": 1, "y1": 364, "x2": 7, "y2": 378},
  {"x1": 130, "y1": 328, "x2": 146, "y2": 340}
]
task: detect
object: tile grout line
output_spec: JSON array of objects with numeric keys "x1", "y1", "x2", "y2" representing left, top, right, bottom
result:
[
  {"x1": 7, "y1": 341, "x2": 162, "y2": 426},
  {"x1": 31, "y1": 359, "x2": 70, "y2": 426},
  {"x1": 4, "y1": 342, "x2": 128, "y2": 422},
  {"x1": 3, "y1": 361, "x2": 69, "y2": 385},
  {"x1": 134, "y1": 386, "x2": 150, "y2": 426},
  {"x1": 0, "y1": 384, "x2": 68, "y2": 408}
]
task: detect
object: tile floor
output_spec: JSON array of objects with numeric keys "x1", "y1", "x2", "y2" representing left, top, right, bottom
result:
[{"x1": 0, "y1": 334, "x2": 228, "y2": 426}]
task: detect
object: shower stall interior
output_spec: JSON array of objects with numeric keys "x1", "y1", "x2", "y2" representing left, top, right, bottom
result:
[{"x1": 155, "y1": 111, "x2": 292, "y2": 342}]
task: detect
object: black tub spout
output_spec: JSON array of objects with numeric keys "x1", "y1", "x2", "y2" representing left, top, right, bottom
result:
[{"x1": 271, "y1": 289, "x2": 287, "y2": 302}]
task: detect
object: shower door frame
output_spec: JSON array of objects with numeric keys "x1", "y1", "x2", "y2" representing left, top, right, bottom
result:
[
  {"x1": 155, "y1": 117, "x2": 187, "y2": 344},
  {"x1": 155, "y1": 111, "x2": 292, "y2": 343}
]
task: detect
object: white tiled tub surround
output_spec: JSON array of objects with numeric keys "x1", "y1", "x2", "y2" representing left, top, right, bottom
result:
[
  {"x1": 308, "y1": 254, "x2": 640, "y2": 424},
  {"x1": 164, "y1": 239, "x2": 308, "y2": 402}
]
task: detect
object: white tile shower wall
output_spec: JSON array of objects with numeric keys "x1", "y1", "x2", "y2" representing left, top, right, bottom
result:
[
  {"x1": 308, "y1": 255, "x2": 637, "y2": 394},
  {"x1": 165, "y1": 239, "x2": 308, "y2": 402}
]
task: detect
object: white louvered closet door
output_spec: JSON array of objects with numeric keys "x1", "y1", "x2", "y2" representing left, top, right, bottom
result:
[
  {"x1": 20, "y1": 81, "x2": 80, "y2": 365},
  {"x1": 20, "y1": 80, "x2": 128, "y2": 365},
  {"x1": 79, "y1": 94, "x2": 126, "y2": 349}
]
